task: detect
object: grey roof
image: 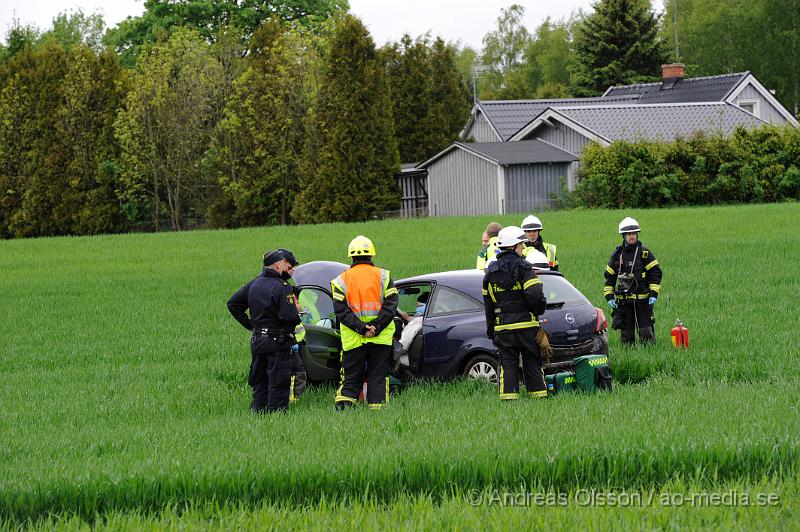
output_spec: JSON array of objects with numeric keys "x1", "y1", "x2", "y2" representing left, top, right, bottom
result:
[
  {"x1": 551, "y1": 102, "x2": 766, "y2": 143},
  {"x1": 477, "y1": 95, "x2": 639, "y2": 141},
  {"x1": 419, "y1": 139, "x2": 577, "y2": 168},
  {"x1": 603, "y1": 72, "x2": 749, "y2": 104}
]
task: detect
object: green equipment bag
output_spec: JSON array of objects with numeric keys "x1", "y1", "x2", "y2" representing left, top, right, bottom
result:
[
  {"x1": 573, "y1": 355, "x2": 613, "y2": 392},
  {"x1": 545, "y1": 371, "x2": 577, "y2": 395}
]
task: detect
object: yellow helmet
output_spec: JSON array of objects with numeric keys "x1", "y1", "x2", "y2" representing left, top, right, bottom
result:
[{"x1": 348, "y1": 235, "x2": 376, "y2": 257}]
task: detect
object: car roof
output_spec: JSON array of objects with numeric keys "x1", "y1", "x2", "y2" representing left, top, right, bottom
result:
[
  {"x1": 397, "y1": 268, "x2": 563, "y2": 300},
  {"x1": 293, "y1": 261, "x2": 348, "y2": 289}
]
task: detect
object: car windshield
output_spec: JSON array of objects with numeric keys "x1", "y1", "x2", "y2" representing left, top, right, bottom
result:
[
  {"x1": 297, "y1": 287, "x2": 337, "y2": 328},
  {"x1": 540, "y1": 275, "x2": 590, "y2": 306}
]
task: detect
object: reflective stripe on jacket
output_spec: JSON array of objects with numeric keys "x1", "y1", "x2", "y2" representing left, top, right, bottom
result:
[{"x1": 331, "y1": 263, "x2": 397, "y2": 350}]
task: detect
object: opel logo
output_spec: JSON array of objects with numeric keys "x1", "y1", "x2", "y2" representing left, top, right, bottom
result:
[{"x1": 565, "y1": 313, "x2": 575, "y2": 325}]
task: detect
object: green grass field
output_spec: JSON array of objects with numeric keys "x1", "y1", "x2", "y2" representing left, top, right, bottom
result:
[{"x1": 1, "y1": 203, "x2": 799, "y2": 528}]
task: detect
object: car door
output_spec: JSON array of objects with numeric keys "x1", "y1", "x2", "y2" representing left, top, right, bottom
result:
[
  {"x1": 421, "y1": 285, "x2": 484, "y2": 377},
  {"x1": 296, "y1": 286, "x2": 342, "y2": 382}
]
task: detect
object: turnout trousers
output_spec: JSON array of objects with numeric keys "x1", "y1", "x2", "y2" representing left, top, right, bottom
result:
[
  {"x1": 615, "y1": 300, "x2": 655, "y2": 345},
  {"x1": 249, "y1": 336, "x2": 292, "y2": 413},
  {"x1": 335, "y1": 343, "x2": 391, "y2": 410},
  {"x1": 495, "y1": 328, "x2": 547, "y2": 400},
  {"x1": 290, "y1": 344, "x2": 307, "y2": 402}
]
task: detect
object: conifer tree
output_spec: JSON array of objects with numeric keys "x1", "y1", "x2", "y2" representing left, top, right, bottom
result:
[
  {"x1": 293, "y1": 15, "x2": 400, "y2": 223},
  {"x1": 570, "y1": 0, "x2": 667, "y2": 96}
]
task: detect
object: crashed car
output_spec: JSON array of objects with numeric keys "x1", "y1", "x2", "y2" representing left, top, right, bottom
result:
[{"x1": 292, "y1": 261, "x2": 608, "y2": 384}]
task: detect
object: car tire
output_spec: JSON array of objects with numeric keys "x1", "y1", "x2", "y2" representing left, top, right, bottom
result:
[{"x1": 463, "y1": 354, "x2": 499, "y2": 384}]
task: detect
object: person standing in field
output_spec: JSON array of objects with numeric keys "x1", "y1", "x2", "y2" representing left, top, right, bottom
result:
[
  {"x1": 604, "y1": 217, "x2": 663, "y2": 345},
  {"x1": 483, "y1": 226, "x2": 550, "y2": 400},
  {"x1": 521, "y1": 215, "x2": 559, "y2": 271},
  {"x1": 227, "y1": 249, "x2": 301, "y2": 413},
  {"x1": 331, "y1": 235, "x2": 399, "y2": 410},
  {"x1": 476, "y1": 222, "x2": 502, "y2": 269}
]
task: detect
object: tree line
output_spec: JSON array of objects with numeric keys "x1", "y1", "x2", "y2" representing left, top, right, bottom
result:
[
  {"x1": 0, "y1": 3, "x2": 471, "y2": 237},
  {"x1": 0, "y1": 0, "x2": 797, "y2": 237}
]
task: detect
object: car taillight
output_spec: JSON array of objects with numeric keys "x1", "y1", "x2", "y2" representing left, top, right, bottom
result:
[{"x1": 595, "y1": 307, "x2": 607, "y2": 333}]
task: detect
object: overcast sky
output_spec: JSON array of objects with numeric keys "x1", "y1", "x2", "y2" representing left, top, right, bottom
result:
[{"x1": 0, "y1": 0, "x2": 600, "y2": 50}]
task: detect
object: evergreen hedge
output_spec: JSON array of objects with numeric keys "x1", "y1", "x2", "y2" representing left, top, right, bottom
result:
[{"x1": 575, "y1": 125, "x2": 800, "y2": 208}]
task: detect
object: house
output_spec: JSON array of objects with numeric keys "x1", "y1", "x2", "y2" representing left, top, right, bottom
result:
[{"x1": 405, "y1": 65, "x2": 797, "y2": 217}]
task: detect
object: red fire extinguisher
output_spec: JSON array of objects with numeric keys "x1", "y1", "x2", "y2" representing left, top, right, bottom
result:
[{"x1": 671, "y1": 319, "x2": 689, "y2": 348}]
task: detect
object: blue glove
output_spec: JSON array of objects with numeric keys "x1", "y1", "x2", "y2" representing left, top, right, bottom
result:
[
  {"x1": 607, "y1": 299, "x2": 617, "y2": 309},
  {"x1": 648, "y1": 297, "x2": 657, "y2": 306},
  {"x1": 291, "y1": 344, "x2": 300, "y2": 355}
]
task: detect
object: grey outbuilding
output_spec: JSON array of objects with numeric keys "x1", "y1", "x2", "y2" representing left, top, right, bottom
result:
[{"x1": 417, "y1": 139, "x2": 577, "y2": 217}]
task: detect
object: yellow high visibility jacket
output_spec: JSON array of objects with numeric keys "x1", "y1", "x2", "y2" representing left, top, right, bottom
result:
[{"x1": 331, "y1": 263, "x2": 398, "y2": 351}]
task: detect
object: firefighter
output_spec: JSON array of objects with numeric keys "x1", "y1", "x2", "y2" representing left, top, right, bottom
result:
[
  {"x1": 604, "y1": 217, "x2": 663, "y2": 345},
  {"x1": 332, "y1": 236, "x2": 399, "y2": 410},
  {"x1": 227, "y1": 249, "x2": 301, "y2": 413},
  {"x1": 476, "y1": 222, "x2": 502, "y2": 269},
  {"x1": 521, "y1": 215, "x2": 558, "y2": 271},
  {"x1": 483, "y1": 226, "x2": 550, "y2": 400}
]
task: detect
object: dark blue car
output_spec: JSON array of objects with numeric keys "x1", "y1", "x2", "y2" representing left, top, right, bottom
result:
[{"x1": 292, "y1": 261, "x2": 608, "y2": 384}]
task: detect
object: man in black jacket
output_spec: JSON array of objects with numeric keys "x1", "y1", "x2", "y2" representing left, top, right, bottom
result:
[
  {"x1": 483, "y1": 226, "x2": 548, "y2": 400},
  {"x1": 604, "y1": 217, "x2": 663, "y2": 345},
  {"x1": 227, "y1": 249, "x2": 301, "y2": 413}
]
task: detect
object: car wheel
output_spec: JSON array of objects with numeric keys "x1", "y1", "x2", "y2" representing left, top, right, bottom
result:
[{"x1": 464, "y1": 354, "x2": 498, "y2": 384}]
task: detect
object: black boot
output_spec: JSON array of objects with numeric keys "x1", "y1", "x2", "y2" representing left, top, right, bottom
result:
[{"x1": 620, "y1": 329, "x2": 636, "y2": 345}]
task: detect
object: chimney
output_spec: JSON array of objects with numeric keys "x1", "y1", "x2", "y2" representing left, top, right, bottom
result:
[{"x1": 661, "y1": 63, "x2": 686, "y2": 80}]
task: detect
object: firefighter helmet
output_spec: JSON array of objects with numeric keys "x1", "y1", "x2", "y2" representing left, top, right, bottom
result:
[
  {"x1": 496, "y1": 226, "x2": 528, "y2": 248},
  {"x1": 523, "y1": 249, "x2": 550, "y2": 269},
  {"x1": 521, "y1": 215, "x2": 543, "y2": 231},
  {"x1": 618, "y1": 217, "x2": 641, "y2": 234},
  {"x1": 348, "y1": 235, "x2": 376, "y2": 257}
]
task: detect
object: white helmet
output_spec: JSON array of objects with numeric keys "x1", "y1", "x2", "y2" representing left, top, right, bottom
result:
[
  {"x1": 523, "y1": 249, "x2": 550, "y2": 269},
  {"x1": 496, "y1": 226, "x2": 527, "y2": 248},
  {"x1": 618, "y1": 217, "x2": 641, "y2": 234},
  {"x1": 521, "y1": 215, "x2": 543, "y2": 231}
]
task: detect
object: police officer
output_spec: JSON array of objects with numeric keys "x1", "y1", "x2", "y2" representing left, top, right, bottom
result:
[
  {"x1": 604, "y1": 217, "x2": 663, "y2": 345},
  {"x1": 227, "y1": 249, "x2": 301, "y2": 413},
  {"x1": 331, "y1": 235, "x2": 399, "y2": 410},
  {"x1": 521, "y1": 215, "x2": 558, "y2": 271},
  {"x1": 483, "y1": 226, "x2": 549, "y2": 400}
]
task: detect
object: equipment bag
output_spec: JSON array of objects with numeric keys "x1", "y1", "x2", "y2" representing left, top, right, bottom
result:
[
  {"x1": 545, "y1": 371, "x2": 577, "y2": 395},
  {"x1": 573, "y1": 355, "x2": 613, "y2": 392}
]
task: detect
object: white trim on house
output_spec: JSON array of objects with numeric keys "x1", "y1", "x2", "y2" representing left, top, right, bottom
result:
[
  {"x1": 509, "y1": 108, "x2": 611, "y2": 144},
  {"x1": 496, "y1": 165, "x2": 506, "y2": 214},
  {"x1": 417, "y1": 142, "x2": 499, "y2": 169},
  {"x1": 725, "y1": 74, "x2": 799, "y2": 126},
  {"x1": 460, "y1": 104, "x2": 503, "y2": 142},
  {"x1": 458, "y1": 104, "x2": 479, "y2": 139}
]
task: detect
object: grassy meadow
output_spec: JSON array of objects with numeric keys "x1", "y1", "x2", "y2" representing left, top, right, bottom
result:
[{"x1": 1, "y1": 202, "x2": 799, "y2": 528}]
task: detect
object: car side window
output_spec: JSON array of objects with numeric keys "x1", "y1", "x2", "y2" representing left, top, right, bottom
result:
[
  {"x1": 298, "y1": 287, "x2": 336, "y2": 328},
  {"x1": 429, "y1": 286, "x2": 482, "y2": 317},
  {"x1": 398, "y1": 284, "x2": 432, "y2": 318}
]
